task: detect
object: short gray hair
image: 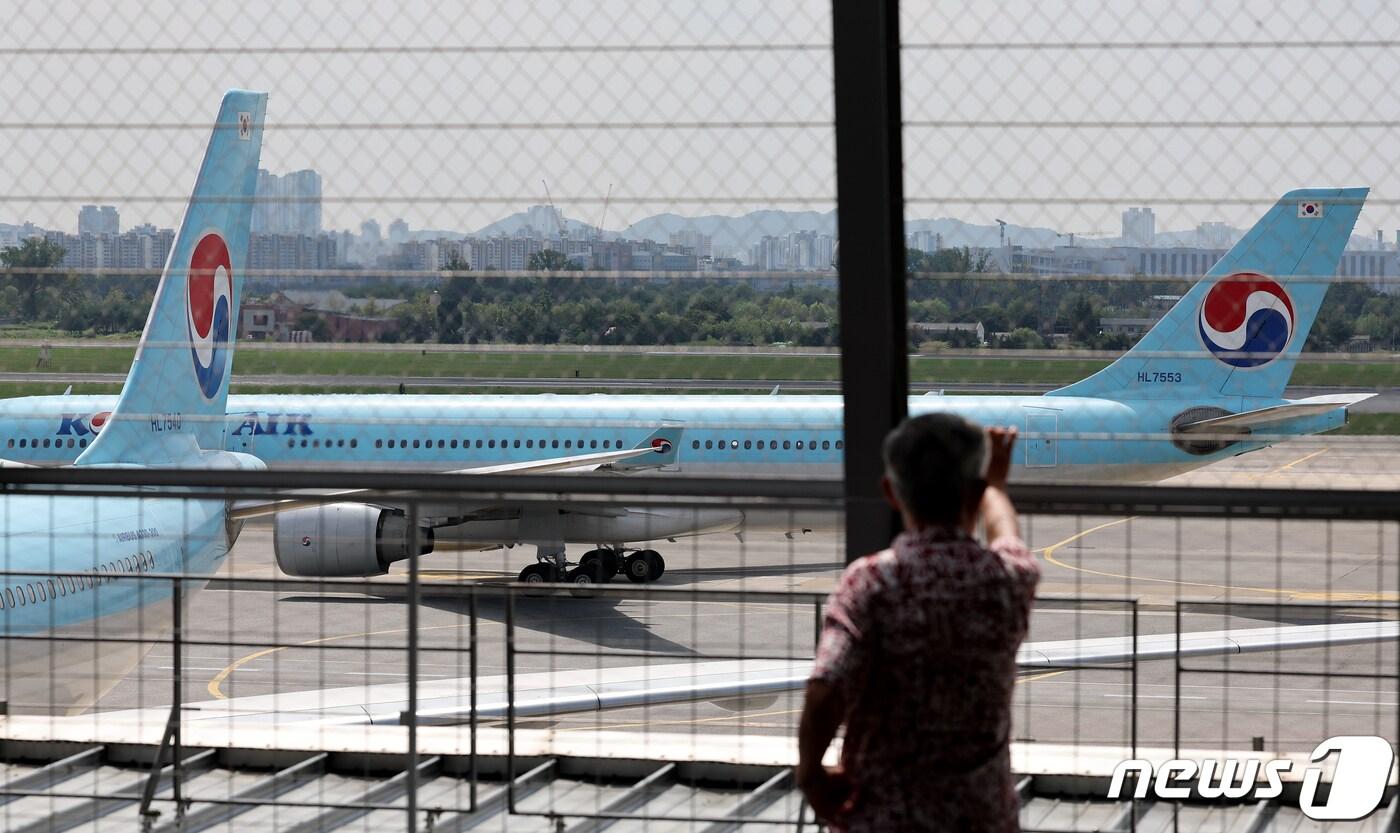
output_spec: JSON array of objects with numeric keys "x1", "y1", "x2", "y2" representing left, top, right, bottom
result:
[{"x1": 881, "y1": 413, "x2": 986, "y2": 525}]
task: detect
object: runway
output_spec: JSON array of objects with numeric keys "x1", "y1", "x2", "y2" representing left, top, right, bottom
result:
[{"x1": 94, "y1": 436, "x2": 1398, "y2": 757}]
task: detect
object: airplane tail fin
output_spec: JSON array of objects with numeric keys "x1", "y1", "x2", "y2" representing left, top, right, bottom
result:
[
  {"x1": 1047, "y1": 188, "x2": 1366, "y2": 403},
  {"x1": 77, "y1": 90, "x2": 267, "y2": 466}
]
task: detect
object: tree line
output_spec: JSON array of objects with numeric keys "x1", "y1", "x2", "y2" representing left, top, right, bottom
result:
[{"x1": 2, "y1": 237, "x2": 1393, "y2": 351}]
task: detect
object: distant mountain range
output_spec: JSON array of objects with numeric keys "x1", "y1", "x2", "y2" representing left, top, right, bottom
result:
[
  {"x1": 10, "y1": 210, "x2": 1385, "y2": 255},
  {"x1": 423, "y1": 206, "x2": 1387, "y2": 254},
  {"x1": 420, "y1": 207, "x2": 1257, "y2": 253}
]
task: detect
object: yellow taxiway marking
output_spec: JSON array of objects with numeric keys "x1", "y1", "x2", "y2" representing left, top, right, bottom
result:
[
  {"x1": 1038, "y1": 513, "x2": 1397, "y2": 603},
  {"x1": 1255, "y1": 446, "x2": 1329, "y2": 479}
]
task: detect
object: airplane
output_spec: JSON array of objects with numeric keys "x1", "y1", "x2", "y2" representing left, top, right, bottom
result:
[
  {"x1": 0, "y1": 89, "x2": 271, "y2": 713},
  {"x1": 0, "y1": 91, "x2": 672, "y2": 713},
  {"x1": 0, "y1": 98, "x2": 1388, "y2": 727},
  {"x1": 0, "y1": 188, "x2": 1373, "y2": 587}
]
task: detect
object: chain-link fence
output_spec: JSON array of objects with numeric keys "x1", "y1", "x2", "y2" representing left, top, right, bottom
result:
[{"x1": 3, "y1": 1, "x2": 1400, "y2": 831}]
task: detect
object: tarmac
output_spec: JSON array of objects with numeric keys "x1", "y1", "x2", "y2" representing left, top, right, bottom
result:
[{"x1": 94, "y1": 435, "x2": 1398, "y2": 757}]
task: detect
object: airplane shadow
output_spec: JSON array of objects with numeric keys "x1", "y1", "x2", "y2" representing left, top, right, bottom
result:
[
  {"x1": 276, "y1": 586, "x2": 703, "y2": 657},
  {"x1": 662, "y1": 560, "x2": 844, "y2": 581}
]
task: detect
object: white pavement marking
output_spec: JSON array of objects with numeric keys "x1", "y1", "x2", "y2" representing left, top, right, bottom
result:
[{"x1": 1305, "y1": 699, "x2": 1393, "y2": 706}]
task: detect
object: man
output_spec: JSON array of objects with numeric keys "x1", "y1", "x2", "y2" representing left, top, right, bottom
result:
[{"x1": 797, "y1": 414, "x2": 1039, "y2": 831}]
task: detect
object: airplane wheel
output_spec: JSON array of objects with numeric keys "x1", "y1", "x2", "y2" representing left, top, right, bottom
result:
[
  {"x1": 638, "y1": 549, "x2": 665, "y2": 580},
  {"x1": 566, "y1": 564, "x2": 603, "y2": 598},
  {"x1": 518, "y1": 563, "x2": 554, "y2": 595},
  {"x1": 623, "y1": 553, "x2": 654, "y2": 583},
  {"x1": 580, "y1": 549, "x2": 618, "y2": 581}
]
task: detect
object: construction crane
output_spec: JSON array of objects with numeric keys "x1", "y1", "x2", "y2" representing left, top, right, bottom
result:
[
  {"x1": 1057, "y1": 230, "x2": 1114, "y2": 247},
  {"x1": 595, "y1": 183, "x2": 612, "y2": 241},
  {"x1": 541, "y1": 179, "x2": 568, "y2": 240}
]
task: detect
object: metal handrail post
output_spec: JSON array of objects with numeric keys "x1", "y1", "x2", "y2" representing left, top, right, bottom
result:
[
  {"x1": 405, "y1": 504, "x2": 420, "y2": 833},
  {"x1": 172, "y1": 575, "x2": 182, "y2": 821},
  {"x1": 469, "y1": 584, "x2": 478, "y2": 811}
]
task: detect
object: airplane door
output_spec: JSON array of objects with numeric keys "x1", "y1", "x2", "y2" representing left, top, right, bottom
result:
[{"x1": 1025, "y1": 412, "x2": 1057, "y2": 468}]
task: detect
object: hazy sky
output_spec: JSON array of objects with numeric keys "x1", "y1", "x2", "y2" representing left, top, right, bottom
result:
[{"x1": 5, "y1": 1, "x2": 1400, "y2": 240}]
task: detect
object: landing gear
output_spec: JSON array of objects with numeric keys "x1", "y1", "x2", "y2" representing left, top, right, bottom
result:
[
  {"x1": 579, "y1": 548, "x2": 620, "y2": 578},
  {"x1": 518, "y1": 563, "x2": 558, "y2": 583},
  {"x1": 623, "y1": 549, "x2": 666, "y2": 584},
  {"x1": 516, "y1": 546, "x2": 665, "y2": 588},
  {"x1": 565, "y1": 563, "x2": 605, "y2": 598},
  {"x1": 518, "y1": 562, "x2": 557, "y2": 596}
]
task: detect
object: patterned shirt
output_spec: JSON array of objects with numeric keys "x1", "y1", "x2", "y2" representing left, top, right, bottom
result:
[{"x1": 810, "y1": 527, "x2": 1040, "y2": 833}]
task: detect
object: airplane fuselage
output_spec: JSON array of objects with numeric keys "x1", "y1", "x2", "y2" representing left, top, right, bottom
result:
[
  {"x1": 0, "y1": 391, "x2": 1345, "y2": 482},
  {"x1": 0, "y1": 492, "x2": 229, "y2": 712}
]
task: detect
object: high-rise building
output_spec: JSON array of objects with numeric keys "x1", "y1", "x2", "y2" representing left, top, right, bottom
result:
[
  {"x1": 248, "y1": 233, "x2": 338, "y2": 272},
  {"x1": 78, "y1": 205, "x2": 119, "y2": 235},
  {"x1": 42, "y1": 223, "x2": 173, "y2": 271},
  {"x1": 360, "y1": 219, "x2": 381, "y2": 244},
  {"x1": 251, "y1": 170, "x2": 279, "y2": 234},
  {"x1": 907, "y1": 229, "x2": 942, "y2": 253},
  {"x1": 388, "y1": 218, "x2": 410, "y2": 246},
  {"x1": 748, "y1": 231, "x2": 837, "y2": 270},
  {"x1": 252, "y1": 169, "x2": 323, "y2": 236},
  {"x1": 1196, "y1": 221, "x2": 1234, "y2": 249},
  {"x1": 283, "y1": 169, "x2": 322, "y2": 236},
  {"x1": 1121, "y1": 207, "x2": 1155, "y2": 247},
  {"x1": 525, "y1": 205, "x2": 565, "y2": 238},
  {"x1": 471, "y1": 236, "x2": 542, "y2": 270},
  {"x1": 399, "y1": 240, "x2": 440, "y2": 271},
  {"x1": 668, "y1": 230, "x2": 713, "y2": 259}
]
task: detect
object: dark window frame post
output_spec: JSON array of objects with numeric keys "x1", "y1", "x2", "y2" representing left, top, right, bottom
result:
[{"x1": 833, "y1": 0, "x2": 908, "y2": 563}]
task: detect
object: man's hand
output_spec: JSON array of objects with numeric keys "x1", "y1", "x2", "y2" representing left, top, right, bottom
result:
[
  {"x1": 798, "y1": 764, "x2": 856, "y2": 823},
  {"x1": 798, "y1": 679, "x2": 852, "y2": 823},
  {"x1": 985, "y1": 425, "x2": 1017, "y2": 488}
]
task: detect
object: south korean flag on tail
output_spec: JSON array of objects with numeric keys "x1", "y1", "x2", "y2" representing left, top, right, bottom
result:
[{"x1": 1298, "y1": 200, "x2": 1323, "y2": 219}]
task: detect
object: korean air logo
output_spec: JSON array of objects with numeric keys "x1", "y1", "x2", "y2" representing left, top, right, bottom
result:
[
  {"x1": 1198, "y1": 272, "x2": 1295, "y2": 368},
  {"x1": 56, "y1": 411, "x2": 110, "y2": 437},
  {"x1": 186, "y1": 233, "x2": 234, "y2": 399}
]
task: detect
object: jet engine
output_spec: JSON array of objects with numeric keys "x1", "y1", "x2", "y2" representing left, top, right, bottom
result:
[
  {"x1": 1169, "y1": 406, "x2": 1241, "y2": 456},
  {"x1": 274, "y1": 503, "x2": 433, "y2": 577}
]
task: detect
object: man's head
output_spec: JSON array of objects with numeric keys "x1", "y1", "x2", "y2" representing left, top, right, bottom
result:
[{"x1": 881, "y1": 413, "x2": 987, "y2": 531}]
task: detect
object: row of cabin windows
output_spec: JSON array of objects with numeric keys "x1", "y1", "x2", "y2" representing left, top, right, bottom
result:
[
  {"x1": 693, "y1": 438, "x2": 842, "y2": 451},
  {"x1": 371, "y1": 438, "x2": 624, "y2": 451},
  {"x1": 8, "y1": 438, "x2": 89, "y2": 450},
  {"x1": 286, "y1": 438, "x2": 359, "y2": 449},
  {"x1": 0, "y1": 550, "x2": 155, "y2": 610}
]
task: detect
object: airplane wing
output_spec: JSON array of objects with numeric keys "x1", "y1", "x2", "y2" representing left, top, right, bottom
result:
[
  {"x1": 1176, "y1": 393, "x2": 1376, "y2": 435},
  {"x1": 96, "y1": 620, "x2": 1399, "y2": 728},
  {"x1": 227, "y1": 427, "x2": 682, "y2": 521}
]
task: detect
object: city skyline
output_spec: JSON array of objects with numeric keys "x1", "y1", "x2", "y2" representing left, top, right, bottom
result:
[
  {"x1": 3, "y1": 2, "x2": 1400, "y2": 239},
  {"x1": 16, "y1": 195, "x2": 1400, "y2": 258}
]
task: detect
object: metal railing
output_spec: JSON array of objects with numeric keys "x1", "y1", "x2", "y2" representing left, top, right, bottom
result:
[{"x1": 0, "y1": 471, "x2": 1395, "y2": 830}]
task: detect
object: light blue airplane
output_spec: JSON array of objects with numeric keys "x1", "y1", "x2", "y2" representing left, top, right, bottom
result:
[
  {"x1": 0, "y1": 188, "x2": 1371, "y2": 586},
  {"x1": 0, "y1": 90, "x2": 269, "y2": 712}
]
